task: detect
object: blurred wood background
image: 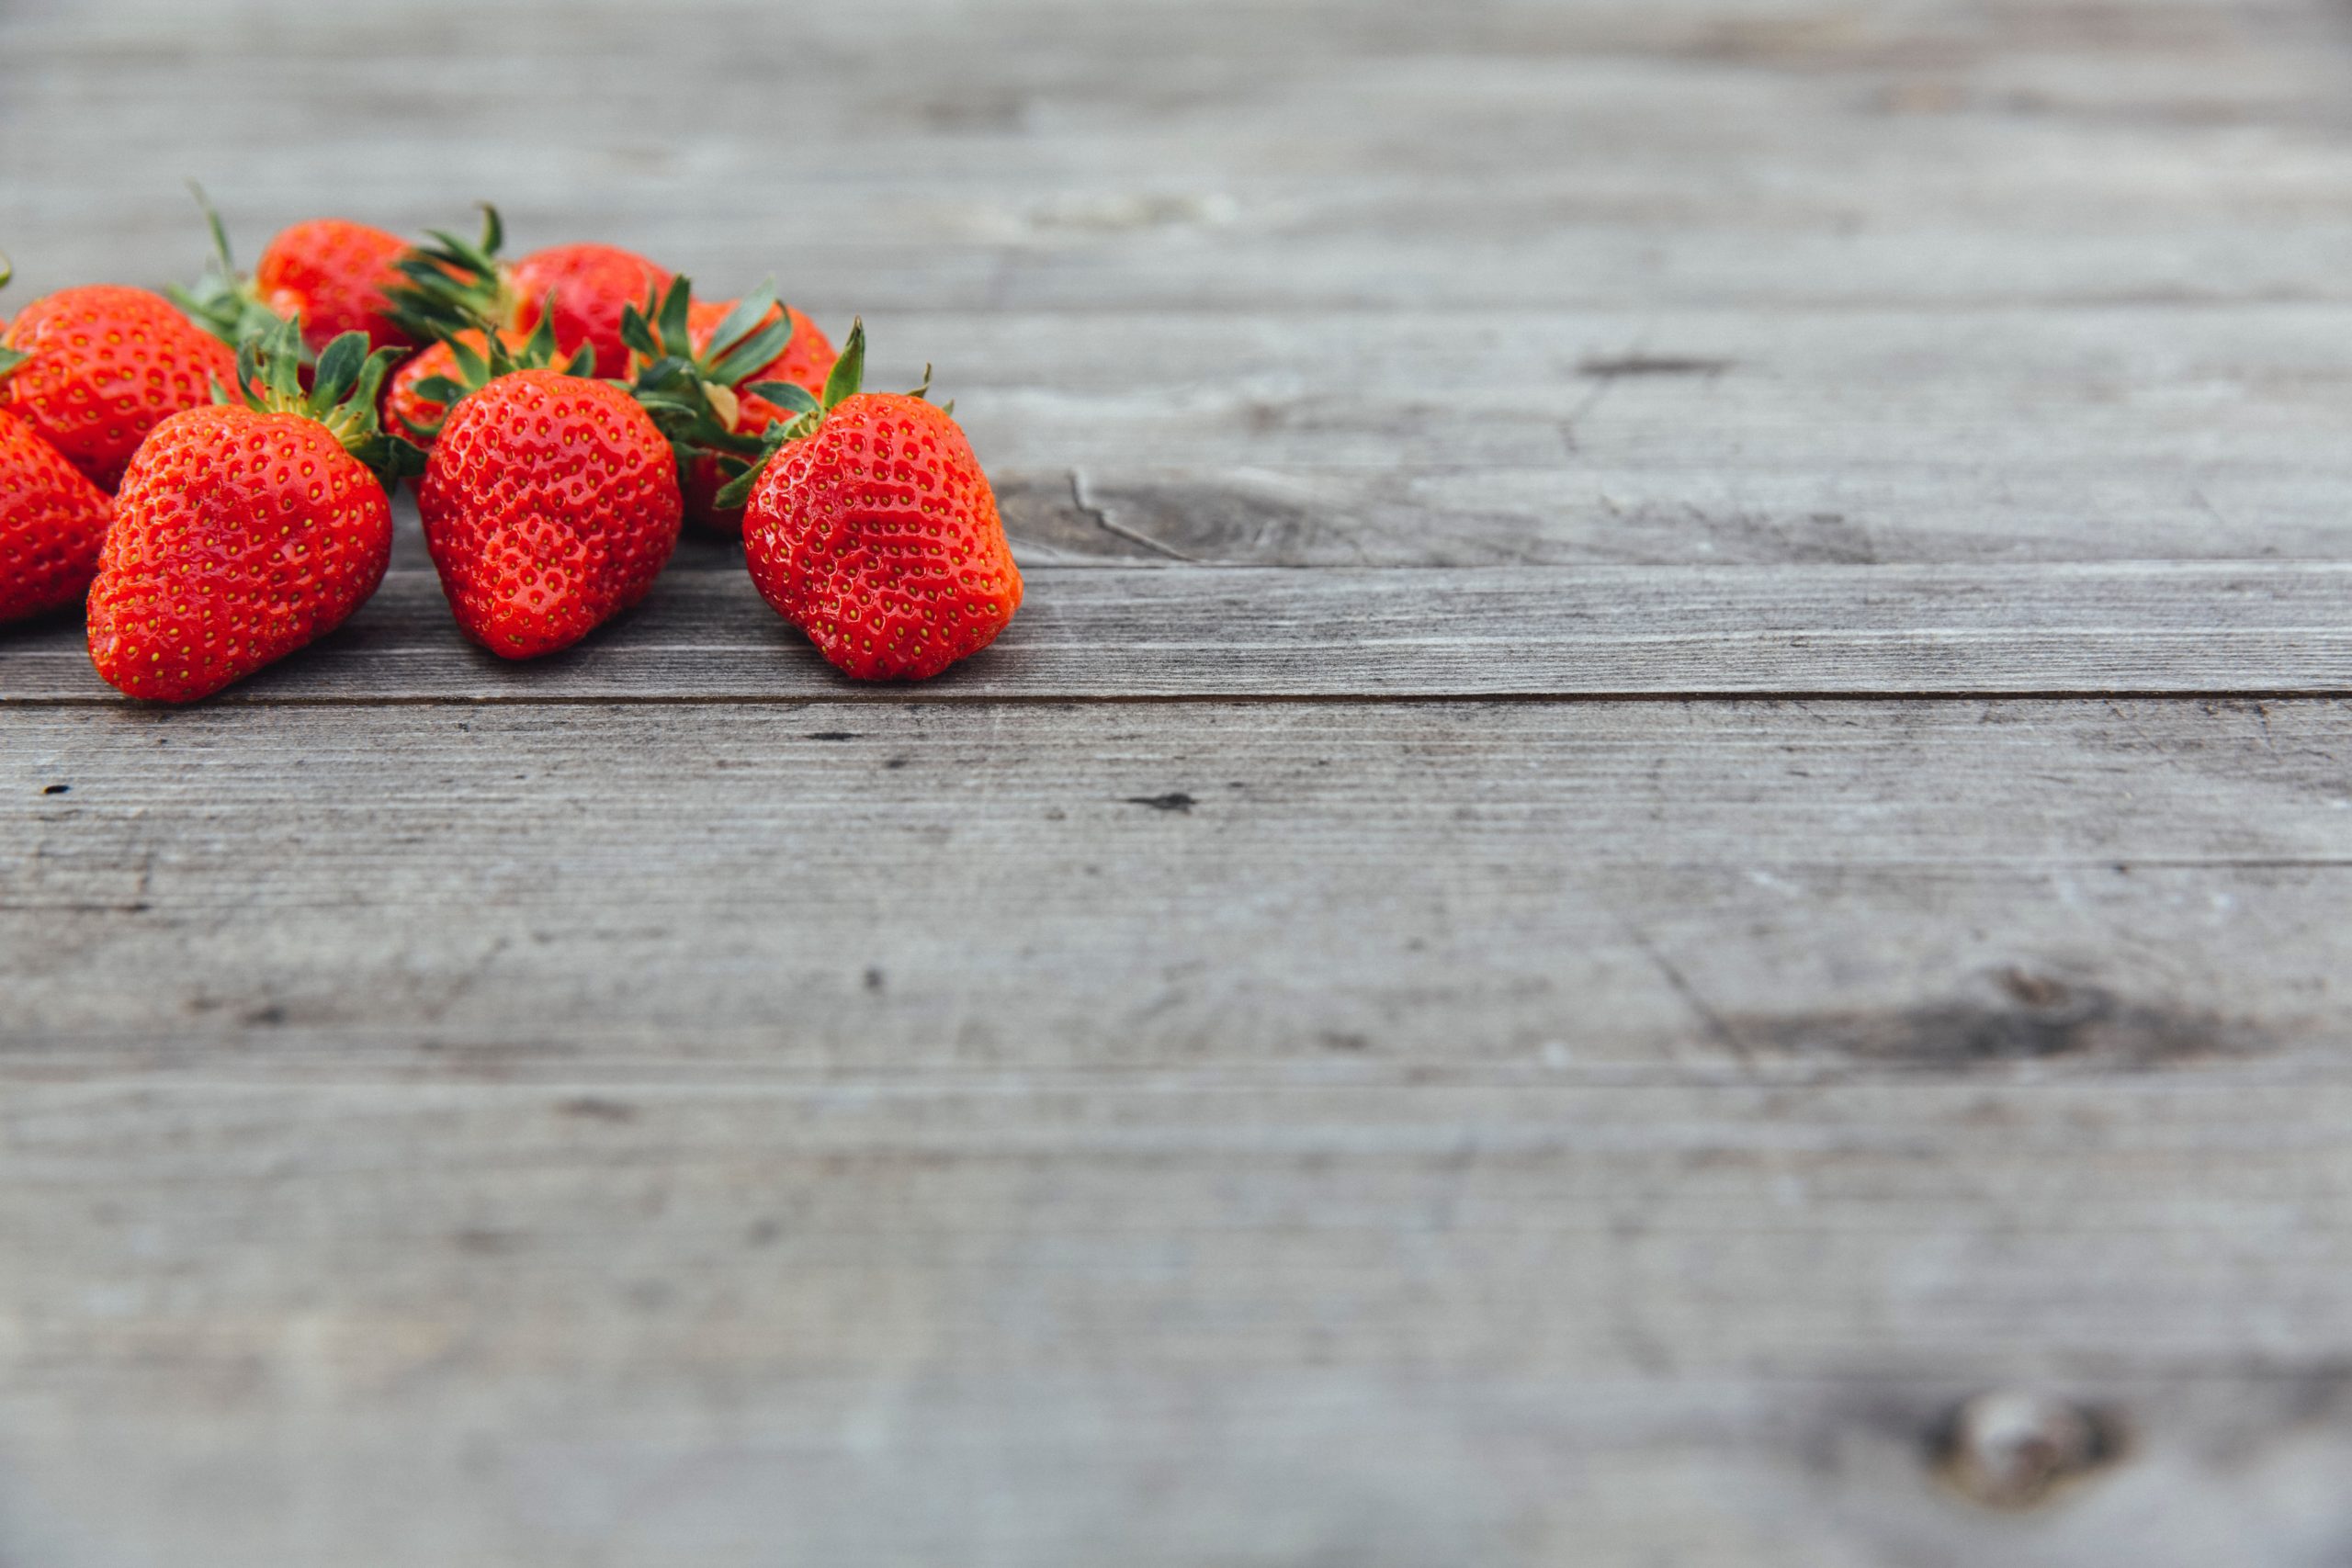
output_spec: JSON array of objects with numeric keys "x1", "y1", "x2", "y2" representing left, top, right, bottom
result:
[{"x1": 6, "y1": 0, "x2": 2352, "y2": 1562}]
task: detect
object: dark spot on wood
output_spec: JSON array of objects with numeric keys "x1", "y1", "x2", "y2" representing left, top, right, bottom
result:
[
  {"x1": 1577, "y1": 355, "x2": 1736, "y2": 378},
  {"x1": 454, "y1": 1228, "x2": 521, "y2": 1256},
  {"x1": 1736, "y1": 966, "x2": 2252, "y2": 1069},
  {"x1": 805, "y1": 731, "x2": 857, "y2": 741},
  {"x1": 864, "y1": 966, "x2": 886, "y2": 993},
  {"x1": 1319, "y1": 1031, "x2": 1372, "y2": 1052},
  {"x1": 1929, "y1": 1392, "x2": 2129, "y2": 1509},
  {"x1": 1125, "y1": 792, "x2": 1196, "y2": 812},
  {"x1": 556, "y1": 1097, "x2": 638, "y2": 1122},
  {"x1": 243, "y1": 1003, "x2": 288, "y2": 1027},
  {"x1": 884, "y1": 757, "x2": 910, "y2": 770},
  {"x1": 40, "y1": 784, "x2": 68, "y2": 795}
]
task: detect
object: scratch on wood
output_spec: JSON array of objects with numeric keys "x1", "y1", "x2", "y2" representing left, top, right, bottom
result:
[{"x1": 1069, "y1": 470, "x2": 1202, "y2": 563}]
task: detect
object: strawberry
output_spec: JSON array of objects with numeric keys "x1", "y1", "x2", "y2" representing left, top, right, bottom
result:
[
  {"x1": 167, "y1": 184, "x2": 416, "y2": 356},
  {"x1": 412, "y1": 326, "x2": 683, "y2": 659},
  {"x1": 614, "y1": 278, "x2": 824, "y2": 533},
  {"x1": 85, "y1": 321, "x2": 421, "y2": 702},
  {"x1": 720, "y1": 322, "x2": 1022, "y2": 681},
  {"x1": 388, "y1": 209, "x2": 670, "y2": 380},
  {"x1": 381, "y1": 326, "x2": 530, "y2": 444},
  {"x1": 0, "y1": 407, "x2": 113, "y2": 623},
  {"x1": 0, "y1": 272, "x2": 239, "y2": 493}
]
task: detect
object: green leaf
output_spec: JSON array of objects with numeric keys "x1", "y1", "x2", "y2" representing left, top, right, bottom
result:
[
  {"x1": 707, "y1": 314, "x2": 795, "y2": 387},
  {"x1": 411, "y1": 375, "x2": 466, "y2": 404},
  {"x1": 307, "y1": 332, "x2": 368, "y2": 414},
  {"x1": 711, "y1": 467, "x2": 763, "y2": 512},
  {"x1": 263, "y1": 316, "x2": 305, "y2": 403},
  {"x1": 618, "y1": 302, "x2": 662, "y2": 362},
  {"x1": 233, "y1": 337, "x2": 264, "y2": 407},
  {"x1": 747, "y1": 380, "x2": 820, "y2": 414},
  {"x1": 185, "y1": 178, "x2": 238, "y2": 276},
  {"x1": 446, "y1": 333, "x2": 491, "y2": 389},
  {"x1": 0, "y1": 345, "x2": 28, "y2": 382},
  {"x1": 702, "y1": 283, "x2": 776, "y2": 361},
  {"x1": 655, "y1": 275, "x2": 693, "y2": 355},
  {"x1": 820, "y1": 317, "x2": 865, "y2": 411}
]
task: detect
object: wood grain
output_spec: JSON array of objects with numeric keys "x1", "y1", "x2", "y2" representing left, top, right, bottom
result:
[
  {"x1": 6, "y1": 698, "x2": 2346, "y2": 1072},
  {"x1": 6, "y1": 1077, "x2": 2352, "y2": 1568},
  {"x1": 6, "y1": 561, "x2": 2349, "y2": 703},
  {"x1": 6, "y1": 0, "x2": 2352, "y2": 1560}
]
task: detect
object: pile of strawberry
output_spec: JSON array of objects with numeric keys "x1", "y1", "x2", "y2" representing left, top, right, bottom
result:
[{"x1": 0, "y1": 197, "x2": 1022, "y2": 701}]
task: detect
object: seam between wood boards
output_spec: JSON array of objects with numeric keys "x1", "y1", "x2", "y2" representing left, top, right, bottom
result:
[{"x1": 5, "y1": 688, "x2": 2348, "y2": 709}]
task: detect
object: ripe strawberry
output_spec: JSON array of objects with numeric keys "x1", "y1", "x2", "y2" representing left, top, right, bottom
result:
[
  {"x1": 0, "y1": 407, "x2": 113, "y2": 623},
  {"x1": 1, "y1": 277, "x2": 238, "y2": 492},
  {"x1": 388, "y1": 209, "x2": 669, "y2": 380},
  {"x1": 381, "y1": 326, "x2": 530, "y2": 444},
  {"x1": 413, "y1": 327, "x2": 682, "y2": 659},
  {"x1": 723, "y1": 322, "x2": 1022, "y2": 681},
  {"x1": 167, "y1": 185, "x2": 416, "y2": 356},
  {"x1": 85, "y1": 321, "x2": 421, "y2": 702}
]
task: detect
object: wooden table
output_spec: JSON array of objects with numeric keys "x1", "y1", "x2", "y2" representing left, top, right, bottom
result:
[{"x1": 6, "y1": 0, "x2": 2351, "y2": 1561}]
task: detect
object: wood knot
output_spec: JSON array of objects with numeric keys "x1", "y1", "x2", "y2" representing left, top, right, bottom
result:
[{"x1": 1930, "y1": 1392, "x2": 2127, "y2": 1509}]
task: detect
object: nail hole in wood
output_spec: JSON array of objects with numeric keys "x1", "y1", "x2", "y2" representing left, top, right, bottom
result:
[{"x1": 1930, "y1": 1391, "x2": 2129, "y2": 1509}]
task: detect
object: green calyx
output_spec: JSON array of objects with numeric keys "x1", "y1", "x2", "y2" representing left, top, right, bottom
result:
[
  {"x1": 385, "y1": 204, "x2": 514, "y2": 344},
  {"x1": 707, "y1": 317, "x2": 896, "y2": 512},
  {"x1": 163, "y1": 181, "x2": 310, "y2": 362},
  {"x1": 0, "y1": 248, "x2": 23, "y2": 381},
  {"x1": 218, "y1": 316, "x2": 424, "y2": 487},
  {"x1": 619, "y1": 275, "x2": 807, "y2": 478},
  {"x1": 395, "y1": 296, "x2": 594, "y2": 442}
]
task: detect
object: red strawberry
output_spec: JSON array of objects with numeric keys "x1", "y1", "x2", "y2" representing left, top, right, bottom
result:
[
  {"x1": 85, "y1": 322, "x2": 421, "y2": 702},
  {"x1": 509, "y1": 243, "x2": 671, "y2": 378},
  {"x1": 167, "y1": 186, "x2": 418, "y2": 356},
  {"x1": 388, "y1": 209, "x2": 669, "y2": 381},
  {"x1": 1, "y1": 283, "x2": 238, "y2": 492},
  {"x1": 381, "y1": 326, "x2": 530, "y2": 444},
  {"x1": 415, "y1": 329, "x2": 682, "y2": 659},
  {"x1": 0, "y1": 408, "x2": 113, "y2": 622},
  {"x1": 254, "y1": 220, "x2": 414, "y2": 354},
  {"x1": 727, "y1": 322, "x2": 1021, "y2": 681}
]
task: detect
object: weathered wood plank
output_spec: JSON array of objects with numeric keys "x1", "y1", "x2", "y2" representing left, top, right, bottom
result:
[
  {"x1": 5, "y1": 563, "x2": 2347, "y2": 702},
  {"x1": 7, "y1": 0, "x2": 2352, "y2": 312},
  {"x1": 962, "y1": 303, "x2": 2352, "y2": 566},
  {"x1": 6, "y1": 1077, "x2": 2352, "y2": 1566},
  {"x1": 6, "y1": 698, "x2": 2346, "y2": 1071}
]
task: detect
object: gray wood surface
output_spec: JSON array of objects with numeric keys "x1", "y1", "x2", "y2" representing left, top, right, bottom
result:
[
  {"x1": 9, "y1": 554, "x2": 2352, "y2": 702},
  {"x1": 6, "y1": 0, "x2": 2352, "y2": 1563}
]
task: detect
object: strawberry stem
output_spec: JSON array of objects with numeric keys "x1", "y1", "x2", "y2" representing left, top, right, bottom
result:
[
  {"x1": 164, "y1": 181, "x2": 307, "y2": 358},
  {"x1": 384, "y1": 204, "x2": 514, "y2": 343}
]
